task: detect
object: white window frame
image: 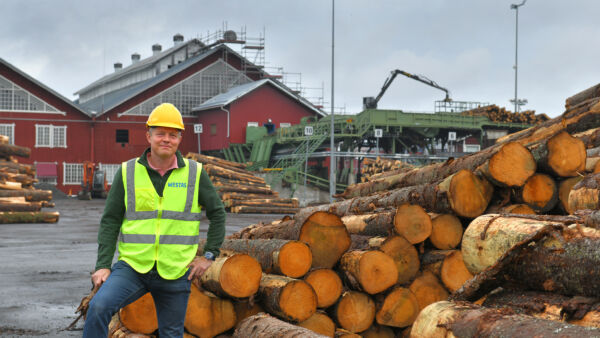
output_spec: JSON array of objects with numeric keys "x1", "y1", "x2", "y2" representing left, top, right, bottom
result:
[
  {"x1": 35, "y1": 124, "x2": 67, "y2": 148},
  {"x1": 0, "y1": 123, "x2": 15, "y2": 144},
  {"x1": 99, "y1": 163, "x2": 121, "y2": 185},
  {"x1": 63, "y1": 163, "x2": 83, "y2": 185},
  {"x1": 0, "y1": 75, "x2": 65, "y2": 115}
]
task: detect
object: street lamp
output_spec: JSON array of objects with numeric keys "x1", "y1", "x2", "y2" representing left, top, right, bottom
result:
[{"x1": 510, "y1": 0, "x2": 527, "y2": 113}]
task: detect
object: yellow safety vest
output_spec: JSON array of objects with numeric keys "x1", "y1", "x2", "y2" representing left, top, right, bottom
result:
[{"x1": 118, "y1": 158, "x2": 202, "y2": 280}]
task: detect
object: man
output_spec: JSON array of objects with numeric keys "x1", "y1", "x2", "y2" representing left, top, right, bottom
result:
[{"x1": 83, "y1": 103, "x2": 226, "y2": 337}]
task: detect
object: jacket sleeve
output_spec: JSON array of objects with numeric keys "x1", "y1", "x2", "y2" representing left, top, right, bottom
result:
[
  {"x1": 197, "y1": 167, "x2": 226, "y2": 256},
  {"x1": 94, "y1": 167, "x2": 125, "y2": 271}
]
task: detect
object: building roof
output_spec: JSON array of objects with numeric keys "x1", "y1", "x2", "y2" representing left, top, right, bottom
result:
[
  {"x1": 77, "y1": 44, "x2": 248, "y2": 116},
  {"x1": 74, "y1": 39, "x2": 205, "y2": 96},
  {"x1": 192, "y1": 78, "x2": 325, "y2": 116},
  {"x1": 0, "y1": 57, "x2": 91, "y2": 117}
]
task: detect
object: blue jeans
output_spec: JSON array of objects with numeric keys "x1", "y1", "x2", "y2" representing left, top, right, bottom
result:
[{"x1": 83, "y1": 260, "x2": 191, "y2": 338}]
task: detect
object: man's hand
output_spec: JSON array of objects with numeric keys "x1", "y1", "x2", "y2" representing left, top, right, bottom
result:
[
  {"x1": 91, "y1": 268, "x2": 111, "y2": 288},
  {"x1": 187, "y1": 256, "x2": 213, "y2": 280}
]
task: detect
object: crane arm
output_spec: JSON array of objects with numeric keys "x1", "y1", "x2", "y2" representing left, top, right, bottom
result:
[{"x1": 373, "y1": 69, "x2": 452, "y2": 106}]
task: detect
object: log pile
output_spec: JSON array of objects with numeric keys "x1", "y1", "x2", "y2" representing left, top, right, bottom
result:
[
  {"x1": 0, "y1": 135, "x2": 57, "y2": 223},
  {"x1": 359, "y1": 157, "x2": 415, "y2": 183},
  {"x1": 185, "y1": 152, "x2": 298, "y2": 214},
  {"x1": 460, "y1": 104, "x2": 549, "y2": 124}
]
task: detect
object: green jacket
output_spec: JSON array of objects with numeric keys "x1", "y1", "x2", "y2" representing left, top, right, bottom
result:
[{"x1": 94, "y1": 148, "x2": 226, "y2": 271}]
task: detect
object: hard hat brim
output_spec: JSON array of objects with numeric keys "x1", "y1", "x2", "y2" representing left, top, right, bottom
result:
[{"x1": 147, "y1": 122, "x2": 185, "y2": 130}]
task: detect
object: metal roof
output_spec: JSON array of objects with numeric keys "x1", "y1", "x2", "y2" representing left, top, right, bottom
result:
[
  {"x1": 0, "y1": 57, "x2": 91, "y2": 117},
  {"x1": 74, "y1": 39, "x2": 205, "y2": 95},
  {"x1": 192, "y1": 78, "x2": 325, "y2": 116}
]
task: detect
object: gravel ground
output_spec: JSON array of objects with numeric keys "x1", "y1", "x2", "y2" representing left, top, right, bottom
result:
[{"x1": 0, "y1": 198, "x2": 288, "y2": 337}]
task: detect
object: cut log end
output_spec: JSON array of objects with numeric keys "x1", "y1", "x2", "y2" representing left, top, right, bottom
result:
[
  {"x1": 335, "y1": 291, "x2": 375, "y2": 333},
  {"x1": 409, "y1": 271, "x2": 450, "y2": 312},
  {"x1": 502, "y1": 204, "x2": 537, "y2": 215},
  {"x1": 119, "y1": 292, "x2": 158, "y2": 335},
  {"x1": 277, "y1": 241, "x2": 312, "y2": 278},
  {"x1": 377, "y1": 235, "x2": 419, "y2": 284},
  {"x1": 440, "y1": 250, "x2": 473, "y2": 293},
  {"x1": 429, "y1": 213, "x2": 463, "y2": 250},
  {"x1": 393, "y1": 204, "x2": 432, "y2": 244},
  {"x1": 547, "y1": 131, "x2": 586, "y2": 177},
  {"x1": 185, "y1": 283, "x2": 236, "y2": 338},
  {"x1": 298, "y1": 311, "x2": 336, "y2": 337},
  {"x1": 488, "y1": 141, "x2": 536, "y2": 186},
  {"x1": 559, "y1": 177, "x2": 584, "y2": 214},
  {"x1": 447, "y1": 169, "x2": 493, "y2": 218},
  {"x1": 279, "y1": 280, "x2": 317, "y2": 322},
  {"x1": 304, "y1": 269, "x2": 343, "y2": 308},
  {"x1": 358, "y1": 251, "x2": 398, "y2": 294},
  {"x1": 299, "y1": 211, "x2": 351, "y2": 269},
  {"x1": 375, "y1": 287, "x2": 419, "y2": 328},
  {"x1": 219, "y1": 254, "x2": 262, "y2": 298},
  {"x1": 521, "y1": 173, "x2": 558, "y2": 213}
]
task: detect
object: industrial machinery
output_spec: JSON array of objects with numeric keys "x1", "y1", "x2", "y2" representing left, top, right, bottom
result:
[
  {"x1": 77, "y1": 161, "x2": 108, "y2": 200},
  {"x1": 363, "y1": 69, "x2": 452, "y2": 110}
]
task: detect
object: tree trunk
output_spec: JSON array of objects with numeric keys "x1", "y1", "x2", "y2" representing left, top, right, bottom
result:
[
  {"x1": 296, "y1": 169, "x2": 493, "y2": 223},
  {"x1": 259, "y1": 274, "x2": 317, "y2": 322},
  {"x1": 339, "y1": 250, "x2": 398, "y2": 295},
  {"x1": 232, "y1": 298, "x2": 264, "y2": 326},
  {"x1": 227, "y1": 219, "x2": 298, "y2": 240},
  {"x1": 439, "y1": 250, "x2": 473, "y2": 293},
  {"x1": 304, "y1": 269, "x2": 343, "y2": 309},
  {"x1": 528, "y1": 131, "x2": 586, "y2": 177},
  {"x1": 233, "y1": 313, "x2": 329, "y2": 338},
  {"x1": 340, "y1": 211, "x2": 395, "y2": 237},
  {"x1": 0, "y1": 160, "x2": 34, "y2": 175},
  {"x1": 119, "y1": 292, "x2": 158, "y2": 335},
  {"x1": 460, "y1": 214, "x2": 600, "y2": 299},
  {"x1": 409, "y1": 271, "x2": 449, "y2": 312},
  {"x1": 514, "y1": 173, "x2": 558, "y2": 213},
  {"x1": 213, "y1": 238, "x2": 312, "y2": 278},
  {"x1": 558, "y1": 176, "x2": 584, "y2": 214},
  {"x1": 204, "y1": 164, "x2": 264, "y2": 183},
  {"x1": 335, "y1": 329, "x2": 361, "y2": 337},
  {"x1": 428, "y1": 213, "x2": 463, "y2": 250},
  {"x1": 486, "y1": 203, "x2": 536, "y2": 215},
  {"x1": 0, "y1": 201, "x2": 41, "y2": 212},
  {"x1": 475, "y1": 141, "x2": 536, "y2": 187},
  {"x1": 221, "y1": 192, "x2": 279, "y2": 200},
  {"x1": 186, "y1": 152, "x2": 247, "y2": 170},
  {"x1": 231, "y1": 205, "x2": 299, "y2": 214},
  {"x1": 298, "y1": 311, "x2": 336, "y2": 337},
  {"x1": 0, "y1": 143, "x2": 30, "y2": 158},
  {"x1": 374, "y1": 286, "x2": 419, "y2": 328},
  {"x1": 393, "y1": 204, "x2": 432, "y2": 244},
  {"x1": 0, "y1": 172, "x2": 36, "y2": 186},
  {"x1": 216, "y1": 184, "x2": 273, "y2": 195},
  {"x1": 0, "y1": 189, "x2": 52, "y2": 202},
  {"x1": 0, "y1": 181, "x2": 22, "y2": 190},
  {"x1": 565, "y1": 83, "x2": 600, "y2": 110},
  {"x1": 360, "y1": 325, "x2": 395, "y2": 338},
  {"x1": 368, "y1": 235, "x2": 419, "y2": 285},
  {"x1": 200, "y1": 254, "x2": 262, "y2": 298},
  {"x1": 331, "y1": 291, "x2": 375, "y2": 333},
  {"x1": 224, "y1": 198, "x2": 298, "y2": 208},
  {"x1": 568, "y1": 172, "x2": 600, "y2": 212},
  {"x1": 0, "y1": 211, "x2": 59, "y2": 223},
  {"x1": 413, "y1": 301, "x2": 600, "y2": 337},
  {"x1": 185, "y1": 281, "x2": 236, "y2": 338},
  {"x1": 213, "y1": 178, "x2": 268, "y2": 188}
]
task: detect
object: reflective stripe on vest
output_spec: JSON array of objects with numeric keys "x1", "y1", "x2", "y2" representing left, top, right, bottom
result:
[{"x1": 118, "y1": 157, "x2": 202, "y2": 280}]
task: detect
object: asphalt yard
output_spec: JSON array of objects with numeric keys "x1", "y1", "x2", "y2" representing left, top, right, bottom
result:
[{"x1": 0, "y1": 198, "x2": 286, "y2": 337}]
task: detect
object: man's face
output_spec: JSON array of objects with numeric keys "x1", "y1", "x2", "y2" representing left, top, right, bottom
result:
[{"x1": 146, "y1": 127, "x2": 182, "y2": 159}]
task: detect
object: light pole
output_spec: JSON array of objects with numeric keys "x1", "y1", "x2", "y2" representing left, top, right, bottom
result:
[
  {"x1": 329, "y1": 0, "x2": 336, "y2": 202},
  {"x1": 510, "y1": 0, "x2": 527, "y2": 113}
]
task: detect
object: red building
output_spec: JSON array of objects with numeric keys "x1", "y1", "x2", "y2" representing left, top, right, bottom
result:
[
  {"x1": 0, "y1": 35, "x2": 323, "y2": 194},
  {"x1": 192, "y1": 79, "x2": 323, "y2": 150}
]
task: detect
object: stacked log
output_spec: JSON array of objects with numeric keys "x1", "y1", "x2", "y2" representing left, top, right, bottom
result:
[
  {"x1": 460, "y1": 104, "x2": 549, "y2": 124},
  {"x1": 360, "y1": 157, "x2": 415, "y2": 183},
  {"x1": 186, "y1": 152, "x2": 299, "y2": 214},
  {"x1": 0, "y1": 137, "x2": 57, "y2": 223}
]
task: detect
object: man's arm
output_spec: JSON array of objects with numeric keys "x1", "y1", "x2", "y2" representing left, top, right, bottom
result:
[{"x1": 197, "y1": 168, "x2": 226, "y2": 256}]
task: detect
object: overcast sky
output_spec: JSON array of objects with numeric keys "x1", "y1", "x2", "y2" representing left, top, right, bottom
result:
[{"x1": 3, "y1": 0, "x2": 600, "y2": 118}]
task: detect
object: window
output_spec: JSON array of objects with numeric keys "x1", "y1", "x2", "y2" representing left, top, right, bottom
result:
[
  {"x1": 0, "y1": 123, "x2": 15, "y2": 144},
  {"x1": 99, "y1": 164, "x2": 121, "y2": 185},
  {"x1": 210, "y1": 124, "x2": 217, "y2": 135},
  {"x1": 36, "y1": 162, "x2": 57, "y2": 185},
  {"x1": 36, "y1": 125, "x2": 67, "y2": 148},
  {"x1": 63, "y1": 163, "x2": 83, "y2": 185},
  {"x1": 116, "y1": 129, "x2": 129, "y2": 143},
  {"x1": 0, "y1": 75, "x2": 62, "y2": 113},
  {"x1": 280, "y1": 123, "x2": 291, "y2": 128}
]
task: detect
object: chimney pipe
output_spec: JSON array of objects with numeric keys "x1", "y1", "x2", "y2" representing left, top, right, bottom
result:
[
  {"x1": 113, "y1": 62, "x2": 123, "y2": 72},
  {"x1": 131, "y1": 53, "x2": 140, "y2": 64},
  {"x1": 152, "y1": 44, "x2": 162, "y2": 56},
  {"x1": 173, "y1": 34, "x2": 184, "y2": 46}
]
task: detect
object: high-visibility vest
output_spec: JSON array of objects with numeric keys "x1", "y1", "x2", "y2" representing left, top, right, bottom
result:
[{"x1": 118, "y1": 158, "x2": 202, "y2": 280}]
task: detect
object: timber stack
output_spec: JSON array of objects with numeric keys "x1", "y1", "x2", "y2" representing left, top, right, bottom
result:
[
  {"x1": 186, "y1": 152, "x2": 298, "y2": 214},
  {"x1": 0, "y1": 135, "x2": 57, "y2": 224},
  {"x1": 359, "y1": 157, "x2": 415, "y2": 183},
  {"x1": 460, "y1": 104, "x2": 550, "y2": 124}
]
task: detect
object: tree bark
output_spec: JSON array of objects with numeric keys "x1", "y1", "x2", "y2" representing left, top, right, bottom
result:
[
  {"x1": 340, "y1": 211, "x2": 395, "y2": 237},
  {"x1": 374, "y1": 286, "x2": 419, "y2": 328},
  {"x1": 185, "y1": 281, "x2": 236, "y2": 338},
  {"x1": 295, "y1": 169, "x2": 493, "y2": 224},
  {"x1": 568, "y1": 172, "x2": 600, "y2": 212},
  {"x1": 221, "y1": 192, "x2": 279, "y2": 200},
  {"x1": 224, "y1": 198, "x2": 298, "y2": 208},
  {"x1": 559, "y1": 176, "x2": 584, "y2": 214},
  {"x1": 0, "y1": 189, "x2": 52, "y2": 202},
  {"x1": 0, "y1": 143, "x2": 30, "y2": 158},
  {"x1": 216, "y1": 184, "x2": 273, "y2": 195},
  {"x1": 304, "y1": 269, "x2": 343, "y2": 309},
  {"x1": 411, "y1": 301, "x2": 600, "y2": 338},
  {"x1": 339, "y1": 250, "x2": 398, "y2": 295},
  {"x1": 233, "y1": 298, "x2": 264, "y2": 327},
  {"x1": 204, "y1": 163, "x2": 264, "y2": 183},
  {"x1": 231, "y1": 205, "x2": 299, "y2": 214},
  {"x1": 199, "y1": 254, "x2": 262, "y2": 298},
  {"x1": 0, "y1": 201, "x2": 41, "y2": 212},
  {"x1": 565, "y1": 83, "x2": 600, "y2": 110},
  {"x1": 298, "y1": 311, "x2": 336, "y2": 337},
  {"x1": 259, "y1": 274, "x2": 317, "y2": 322},
  {"x1": 0, "y1": 211, "x2": 59, "y2": 223},
  {"x1": 185, "y1": 152, "x2": 247, "y2": 170},
  {"x1": 331, "y1": 291, "x2": 375, "y2": 333},
  {"x1": 0, "y1": 160, "x2": 34, "y2": 175},
  {"x1": 233, "y1": 313, "x2": 329, "y2": 338}
]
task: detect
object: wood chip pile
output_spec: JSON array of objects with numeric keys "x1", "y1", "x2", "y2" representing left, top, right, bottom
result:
[
  {"x1": 0, "y1": 135, "x2": 57, "y2": 224},
  {"x1": 185, "y1": 153, "x2": 299, "y2": 214},
  {"x1": 460, "y1": 104, "x2": 549, "y2": 124}
]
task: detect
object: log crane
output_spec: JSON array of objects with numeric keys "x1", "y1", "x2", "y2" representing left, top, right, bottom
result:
[{"x1": 363, "y1": 69, "x2": 452, "y2": 109}]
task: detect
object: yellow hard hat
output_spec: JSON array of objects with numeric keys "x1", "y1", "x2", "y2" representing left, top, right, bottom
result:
[{"x1": 146, "y1": 103, "x2": 185, "y2": 130}]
